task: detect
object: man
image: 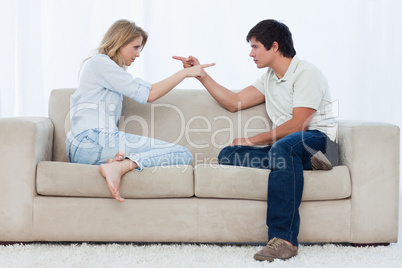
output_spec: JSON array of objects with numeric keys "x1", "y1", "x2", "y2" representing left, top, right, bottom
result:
[{"x1": 173, "y1": 19, "x2": 337, "y2": 262}]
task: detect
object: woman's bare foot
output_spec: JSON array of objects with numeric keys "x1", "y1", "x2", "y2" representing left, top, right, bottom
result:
[
  {"x1": 106, "y1": 151, "x2": 125, "y2": 164},
  {"x1": 99, "y1": 158, "x2": 137, "y2": 202},
  {"x1": 99, "y1": 162, "x2": 125, "y2": 202}
]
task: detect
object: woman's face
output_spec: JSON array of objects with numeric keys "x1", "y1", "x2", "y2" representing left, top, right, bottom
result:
[{"x1": 120, "y1": 36, "x2": 143, "y2": 66}]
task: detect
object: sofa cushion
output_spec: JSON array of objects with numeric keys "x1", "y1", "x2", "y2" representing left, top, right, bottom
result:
[
  {"x1": 37, "y1": 161, "x2": 194, "y2": 198},
  {"x1": 194, "y1": 164, "x2": 351, "y2": 201}
]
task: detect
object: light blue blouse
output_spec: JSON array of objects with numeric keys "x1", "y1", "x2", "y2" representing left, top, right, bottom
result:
[{"x1": 69, "y1": 54, "x2": 152, "y2": 136}]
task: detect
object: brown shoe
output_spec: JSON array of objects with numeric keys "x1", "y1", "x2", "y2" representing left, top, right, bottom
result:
[
  {"x1": 311, "y1": 150, "x2": 332, "y2": 170},
  {"x1": 254, "y1": 237, "x2": 298, "y2": 262}
]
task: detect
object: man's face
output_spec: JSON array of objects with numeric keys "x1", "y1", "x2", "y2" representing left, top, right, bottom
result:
[{"x1": 249, "y1": 37, "x2": 274, "y2": 68}]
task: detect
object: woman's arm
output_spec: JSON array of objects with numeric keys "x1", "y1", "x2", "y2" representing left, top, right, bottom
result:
[
  {"x1": 148, "y1": 63, "x2": 215, "y2": 102},
  {"x1": 88, "y1": 54, "x2": 214, "y2": 104}
]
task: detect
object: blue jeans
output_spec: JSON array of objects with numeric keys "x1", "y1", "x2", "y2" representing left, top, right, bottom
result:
[
  {"x1": 217, "y1": 130, "x2": 338, "y2": 247},
  {"x1": 65, "y1": 129, "x2": 193, "y2": 170}
]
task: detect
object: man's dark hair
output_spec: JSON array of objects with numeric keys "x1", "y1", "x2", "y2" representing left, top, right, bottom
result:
[{"x1": 247, "y1": 19, "x2": 296, "y2": 58}]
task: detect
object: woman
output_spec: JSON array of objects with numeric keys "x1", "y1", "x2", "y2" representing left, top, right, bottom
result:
[{"x1": 66, "y1": 19, "x2": 214, "y2": 202}]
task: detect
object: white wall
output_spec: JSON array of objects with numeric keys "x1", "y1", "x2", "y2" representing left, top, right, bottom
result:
[
  {"x1": 141, "y1": 0, "x2": 402, "y2": 126},
  {"x1": 1, "y1": 0, "x2": 401, "y2": 146}
]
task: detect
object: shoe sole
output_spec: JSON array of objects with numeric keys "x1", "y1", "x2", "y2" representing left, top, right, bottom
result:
[
  {"x1": 311, "y1": 150, "x2": 332, "y2": 170},
  {"x1": 254, "y1": 253, "x2": 296, "y2": 262},
  {"x1": 253, "y1": 254, "x2": 275, "y2": 262}
]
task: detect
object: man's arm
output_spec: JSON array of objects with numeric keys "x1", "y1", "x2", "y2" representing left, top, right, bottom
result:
[
  {"x1": 232, "y1": 107, "x2": 316, "y2": 146},
  {"x1": 173, "y1": 56, "x2": 265, "y2": 112},
  {"x1": 199, "y1": 74, "x2": 265, "y2": 112}
]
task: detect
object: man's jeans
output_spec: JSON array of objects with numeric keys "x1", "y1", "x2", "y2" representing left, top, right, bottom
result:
[
  {"x1": 217, "y1": 130, "x2": 338, "y2": 247},
  {"x1": 66, "y1": 129, "x2": 193, "y2": 170}
]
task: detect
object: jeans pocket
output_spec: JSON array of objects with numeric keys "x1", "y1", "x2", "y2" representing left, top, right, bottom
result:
[{"x1": 71, "y1": 135, "x2": 103, "y2": 165}]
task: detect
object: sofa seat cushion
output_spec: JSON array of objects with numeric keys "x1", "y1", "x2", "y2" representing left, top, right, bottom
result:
[
  {"x1": 37, "y1": 161, "x2": 194, "y2": 198},
  {"x1": 194, "y1": 164, "x2": 351, "y2": 201}
]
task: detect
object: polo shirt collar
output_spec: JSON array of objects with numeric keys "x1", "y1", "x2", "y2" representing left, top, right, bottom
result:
[{"x1": 273, "y1": 56, "x2": 299, "y2": 82}]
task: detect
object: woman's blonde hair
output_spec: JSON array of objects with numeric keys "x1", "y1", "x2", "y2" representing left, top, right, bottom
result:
[{"x1": 98, "y1": 19, "x2": 148, "y2": 68}]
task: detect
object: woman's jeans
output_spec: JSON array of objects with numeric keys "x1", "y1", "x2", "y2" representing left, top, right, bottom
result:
[
  {"x1": 65, "y1": 129, "x2": 193, "y2": 170},
  {"x1": 217, "y1": 130, "x2": 338, "y2": 247}
]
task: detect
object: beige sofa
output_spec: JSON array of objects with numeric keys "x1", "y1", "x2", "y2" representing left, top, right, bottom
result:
[{"x1": 0, "y1": 88, "x2": 399, "y2": 244}]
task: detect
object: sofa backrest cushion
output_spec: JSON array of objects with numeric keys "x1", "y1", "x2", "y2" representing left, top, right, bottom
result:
[{"x1": 48, "y1": 89, "x2": 272, "y2": 164}]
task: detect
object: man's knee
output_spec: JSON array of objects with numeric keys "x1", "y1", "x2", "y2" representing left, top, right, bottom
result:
[
  {"x1": 217, "y1": 146, "x2": 237, "y2": 165},
  {"x1": 270, "y1": 140, "x2": 293, "y2": 156},
  {"x1": 267, "y1": 141, "x2": 294, "y2": 170}
]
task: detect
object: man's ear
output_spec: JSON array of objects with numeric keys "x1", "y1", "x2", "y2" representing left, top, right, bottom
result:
[{"x1": 272, "y1": 41, "x2": 279, "y2": 52}]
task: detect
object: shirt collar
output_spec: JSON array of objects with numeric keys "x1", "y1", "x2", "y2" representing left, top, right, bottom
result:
[{"x1": 273, "y1": 55, "x2": 299, "y2": 82}]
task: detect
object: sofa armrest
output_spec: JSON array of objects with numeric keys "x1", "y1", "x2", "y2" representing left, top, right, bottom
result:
[
  {"x1": 0, "y1": 117, "x2": 53, "y2": 241},
  {"x1": 338, "y1": 120, "x2": 400, "y2": 243}
]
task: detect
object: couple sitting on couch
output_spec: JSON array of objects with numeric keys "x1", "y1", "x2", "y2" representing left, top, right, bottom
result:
[{"x1": 65, "y1": 18, "x2": 338, "y2": 262}]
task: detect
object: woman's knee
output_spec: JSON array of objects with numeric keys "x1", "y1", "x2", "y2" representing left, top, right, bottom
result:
[
  {"x1": 182, "y1": 147, "x2": 193, "y2": 164},
  {"x1": 172, "y1": 144, "x2": 193, "y2": 165}
]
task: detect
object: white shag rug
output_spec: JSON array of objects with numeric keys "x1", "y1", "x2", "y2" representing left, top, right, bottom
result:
[{"x1": 1, "y1": 242, "x2": 402, "y2": 268}]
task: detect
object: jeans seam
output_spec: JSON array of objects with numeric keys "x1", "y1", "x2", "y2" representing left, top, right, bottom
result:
[
  {"x1": 85, "y1": 134, "x2": 103, "y2": 165},
  {"x1": 286, "y1": 131, "x2": 327, "y2": 241},
  {"x1": 289, "y1": 146, "x2": 297, "y2": 237}
]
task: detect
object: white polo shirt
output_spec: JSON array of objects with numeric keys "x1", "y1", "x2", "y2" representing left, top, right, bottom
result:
[{"x1": 253, "y1": 56, "x2": 337, "y2": 141}]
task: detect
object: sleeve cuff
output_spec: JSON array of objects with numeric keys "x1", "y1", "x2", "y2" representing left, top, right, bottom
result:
[{"x1": 134, "y1": 78, "x2": 152, "y2": 104}]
